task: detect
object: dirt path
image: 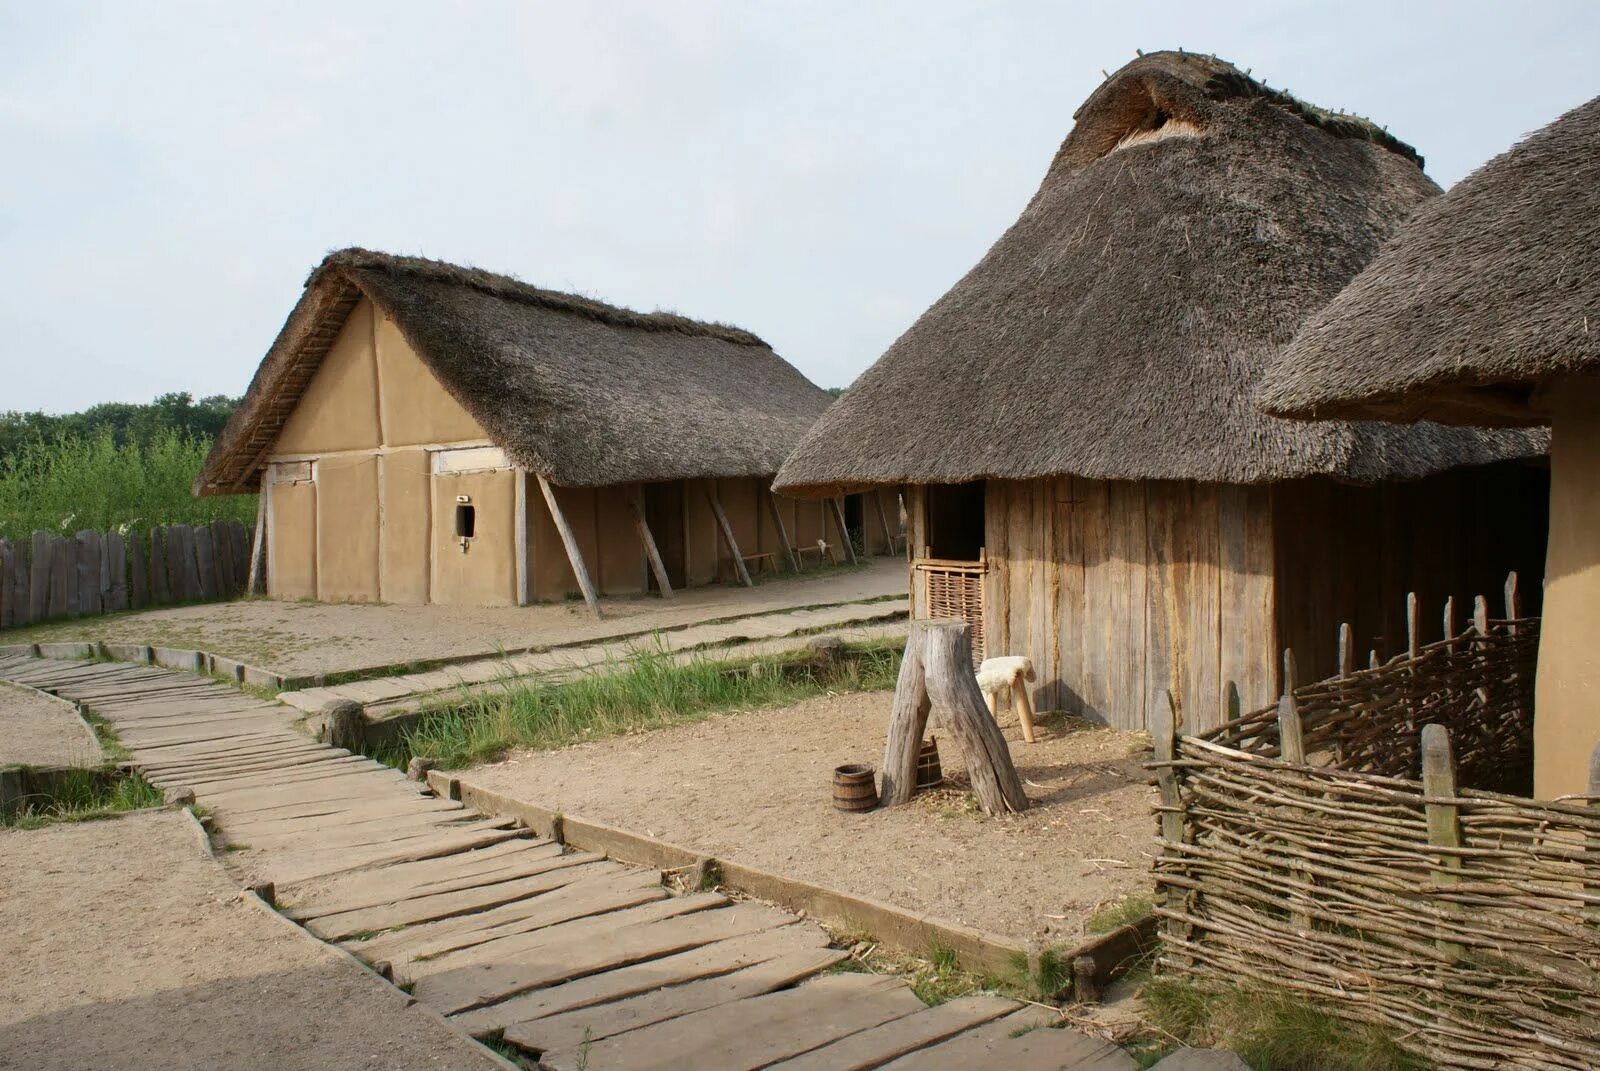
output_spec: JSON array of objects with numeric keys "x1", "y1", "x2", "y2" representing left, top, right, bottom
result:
[
  {"x1": 469, "y1": 690, "x2": 1157, "y2": 944},
  {"x1": 0, "y1": 810, "x2": 505, "y2": 1071},
  {"x1": 2, "y1": 559, "x2": 906, "y2": 677},
  {"x1": 0, "y1": 680, "x2": 101, "y2": 768}
]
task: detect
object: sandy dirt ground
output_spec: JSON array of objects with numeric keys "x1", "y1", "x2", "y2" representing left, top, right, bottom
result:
[
  {"x1": 2, "y1": 559, "x2": 905, "y2": 676},
  {"x1": 471, "y1": 689, "x2": 1156, "y2": 945},
  {"x1": 0, "y1": 681, "x2": 102, "y2": 769},
  {"x1": 0, "y1": 809, "x2": 503, "y2": 1071}
]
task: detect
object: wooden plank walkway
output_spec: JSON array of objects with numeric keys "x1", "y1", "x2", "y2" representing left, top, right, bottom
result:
[{"x1": 0, "y1": 649, "x2": 1133, "y2": 1071}]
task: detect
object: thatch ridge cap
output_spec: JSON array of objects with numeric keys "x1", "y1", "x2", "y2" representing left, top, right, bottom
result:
[{"x1": 310, "y1": 247, "x2": 769, "y2": 348}]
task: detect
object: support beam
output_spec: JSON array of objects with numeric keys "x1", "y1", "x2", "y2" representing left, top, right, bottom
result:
[
  {"x1": 247, "y1": 471, "x2": 268, "y2": 596},
  {"x1": 536, "y1": 474, "x2": 602, "y2": 617},
  {"x1": 630, "y1": 485, "x2": 675, "y2": 599},
  {"x1": 763, "y1": 492, "x2": 800, "y2": 573},
  {"x1": 873, "y1": 491, "x2": 896, "y2": 554},
  {"x1": 704, "y1": 481, "x2": 752, "y2": 587},
  {"x1": 514, "y1": 470, "x2": 529, "y2": 606},
  {"x1": 828, "y1": 496, "x2": 859, "y2": 566}
]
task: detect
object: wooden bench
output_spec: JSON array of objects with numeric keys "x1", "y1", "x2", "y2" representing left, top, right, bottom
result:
[
  {"x1": 719, "y1": 551, "x2": 779, "y2": 582},
  {"x1": 795, "y1": 543, "x2": 836, "y2": 567}
]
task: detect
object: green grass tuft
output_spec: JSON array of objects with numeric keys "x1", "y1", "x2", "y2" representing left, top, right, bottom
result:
[
  {"x1": 1086, "y1": 895, "x2": 1153, "y2": 935},
  {"x1": 1, "y1": 768, "x2": 163, "y2": 828},
  {"x1": 389, "y1": 639, "x2": 903, "y2": 769}
]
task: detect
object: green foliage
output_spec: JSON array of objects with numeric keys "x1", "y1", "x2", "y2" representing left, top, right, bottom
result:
[
  {"x1": 0, "y1": 392, "x2": 237, "y2": 461},
  {"x1": 1141, "y1": 977, "x2": 1430, "y2": 1071},
  {"x1": 392, "y1": 640, "x2": 903, "y2": 769},
  {"x1": 1087, "y1": 895, "x2": 1154, "y2": 935},
  {"x1": 1, "y1": 769, "x2": 163, "y2": 828},
  {"x1": 0, "y1": 428, "x2": 254, "y2": 541}
]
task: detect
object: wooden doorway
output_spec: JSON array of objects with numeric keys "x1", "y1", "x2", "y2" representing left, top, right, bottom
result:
[{"x1": 643, "y1": 480, "x2": 686, "y2": 591}]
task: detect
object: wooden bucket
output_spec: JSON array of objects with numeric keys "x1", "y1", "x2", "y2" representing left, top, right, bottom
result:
[
  {"x1": 832, "y1": 764, "x2": 878, "y2": 812},
  {"x1": 915, "y1": 736, "x2": 942, "y2": 789}
]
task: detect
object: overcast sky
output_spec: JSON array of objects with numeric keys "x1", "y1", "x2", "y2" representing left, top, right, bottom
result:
[{"x1": 3, "y1": 2, "x2": 1595, "y2": 413}]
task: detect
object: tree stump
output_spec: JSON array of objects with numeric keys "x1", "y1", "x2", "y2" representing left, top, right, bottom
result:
[
  {"x1": 882, "y1": 621, "x2": 1028, "y2": 814},
  {"x1": 324, "y1": 699, "x2": 367, "y2": 752}
]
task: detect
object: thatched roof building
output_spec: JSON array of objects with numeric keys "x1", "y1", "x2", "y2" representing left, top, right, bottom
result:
[
  {"x1": 775, "y1": 51, "x2": 1541, "y2": 496},
  {"x1": 1256, "y1": 97, "x2": 1600, "y2": 426},
  {"x1": 776, "y1": 52, "x2": 1549, "y2": 733},
  {"x1": 201, "y1": 249, "x2": 874, "y2": 612},
  {"x1": 199, "y1": 249, "x2": 830, "y2": 496},
  {"x1": 1255, "y1": 97, "x2": 1599, "y2": 797}
]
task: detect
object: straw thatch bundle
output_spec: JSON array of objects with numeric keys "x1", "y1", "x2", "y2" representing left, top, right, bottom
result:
[
  {"x1": 774, "y1": 52, "x2": 1545, "y2": 498},
  {"x1": 196, "y1": 249, "x2": 832, "y2": 495},
  {"x1": 1257, "y1": 96, "x2": 1600, "y2": 426}
]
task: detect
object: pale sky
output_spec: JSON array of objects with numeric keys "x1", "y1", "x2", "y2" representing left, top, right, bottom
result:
[{"x1": 2, "y1": 1, "x2": 1595, "y2": 413}]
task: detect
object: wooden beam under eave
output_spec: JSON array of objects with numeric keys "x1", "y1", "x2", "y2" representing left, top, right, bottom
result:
[
  {"x1": 536, "y1": 474, "x2": 602, "y2": 618},
  {"x1": 705, "y1": 480, "x2": 753, "y2": 587},
  {"x1": 829, "y1": 496, "x2": 859, "y2": 566},
  {"x1": 764, "y1": 490, "x2": 800, "y2": 573},
  {"x1": 629, "y1": 484, "x2": 675, "y2": 599},
  {"x1": 514, "y1": 470, "x2": 530, "y2": 606},
  {"x1": 873, "y1": 490, "x2": 896, "y2": 554}
]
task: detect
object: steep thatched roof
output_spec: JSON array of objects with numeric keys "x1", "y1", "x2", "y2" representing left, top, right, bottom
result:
[
  {"x1": 1257, "y1": 96, "x2": 1600, "y2": 426},
  {"x1": 774, "y1": 51, "x2": 1545, "y2": 497},
  {"x1": 197, "y1": 249, "x2": 832, "y2": 494}
]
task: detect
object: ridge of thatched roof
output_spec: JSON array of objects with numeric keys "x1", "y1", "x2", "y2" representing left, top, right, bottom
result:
[
  {"x1": 1257, "y1": 96, "x2": 1600, "y2": 426},
  {"x1": 197, "y1": 248, "x2": 831, "y2": 494},
  {"x1": 774, "y1": 51, "x2": 1545, "y2": 497}
]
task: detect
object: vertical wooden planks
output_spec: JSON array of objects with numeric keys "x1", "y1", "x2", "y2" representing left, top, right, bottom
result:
[
  {"x1": 129, "y1": 529, "x2": 148, "y2": 609},
  {"x1": 194, "y1": 525, "x2": 219, "y2": 600},
  {"x1": 1106, "y1": 481, "x2": 1148, "y2": 729},
  {"x1": 1053, "y1": 477, "x2": 1086, "y2": 718},
  {"x1": 55, "y1": 536, "x2": 74, "y2": 619},
  {"x1": 75, "y1": 530, "x2": 101, "y2": 616},
  {"x1": 29, "y1": 532, "x2": 50, "y2": 623},
  {"x1": 906, "y1": 485, "x2": 926, "y2": 617},
  {"x1": 1076, "y1": 479, "x2": 1113, "y2": 724},
  {"x1": 983, "y1": 481, "x2": 1010, "y2": 660},
  {"x1": 0, "y1": 540, "x2": 12, "y2": 629},
  {"x1": 1144, "y1": 481, "x2": 1179, "y2": 729},
  {"x1": 1029, "y1": 480, "x2": 1056, "y2": 712},
  {"x1": 210, "y1": 520, "x2": 234, "y2": 598},
  {"x1": 164, "y1": 526, "x2": 186, "y2": 601},
  {"x1": 103, "y1": 531, "x2": 126, "y2": 612},
  {"x1": 229, "y1": 519, "x2": 250, "y2": 591},
  {"x1": 149, "y1": 528, "x2": 170, "y2": 605},
  {"x1": 1182, "y1": 484, "x2": 1221, "y2": 733}
]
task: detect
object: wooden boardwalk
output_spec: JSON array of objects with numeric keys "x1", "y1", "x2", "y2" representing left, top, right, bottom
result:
[{"x1": 0, "y1": 650, "x2": 1134, "y2": 1071}]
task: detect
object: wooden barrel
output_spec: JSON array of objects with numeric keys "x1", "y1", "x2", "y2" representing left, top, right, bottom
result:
[
  {"x1": 915, "y1": 737, "x2": 942, "y2": 789},
  {"x1": 832, "y1": 764, "x2": 878, "y2": 812}
]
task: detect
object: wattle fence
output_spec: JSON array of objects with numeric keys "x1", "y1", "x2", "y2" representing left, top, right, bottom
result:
[
  {"x1": 1151, "y1": 577, "x2": 1600, "y2": 1070},
  {"x1": 0, "y1": 521, "x2": 256, "y2": 629}
]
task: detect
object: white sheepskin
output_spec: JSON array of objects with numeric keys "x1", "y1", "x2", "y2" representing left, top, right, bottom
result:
[{"x1": 975, "y1": 655, "x2": 1035, "y2": 695}]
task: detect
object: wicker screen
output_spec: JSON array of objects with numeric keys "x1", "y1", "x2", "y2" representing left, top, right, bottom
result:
[{"x1": 915, "y1": 559, "x2": 986, "y2": 664}]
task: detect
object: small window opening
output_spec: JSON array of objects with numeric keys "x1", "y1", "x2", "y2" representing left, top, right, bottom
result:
[{"x1": 455, "y1": 503, "x2": 477, "y2": 539}]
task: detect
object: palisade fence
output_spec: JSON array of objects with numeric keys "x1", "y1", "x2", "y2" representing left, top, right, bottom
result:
[
  {"x1": 0, "y1": 520, "x2": 258, "y2": 629},
  {"x1": 1151, "y1": 574, "x2": 1600, "y2": 1070}
]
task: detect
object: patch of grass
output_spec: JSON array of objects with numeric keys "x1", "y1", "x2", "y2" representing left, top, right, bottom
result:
[
  {"x1": 76, "y1": 706, "x2": 131, "y2": 761},
  {"x1": 390, "y1": 639, "x2": 903, "y2": 769},
  {"x1": 1086, "y1": 894, "x2": 1153, "y2": 935},
  {"x1": 1, "y1": 768, "x2": 163, "y2": 828},
  {"x1": 1141, "y1": 976, "x2": 1430, "y2": 1071},
  {"x1": 482, "y1": 1036, "x2": 539, "y2": 1070},
  {"x1": 819, "y1": 927, "x2": 993, "y2": 1005}
]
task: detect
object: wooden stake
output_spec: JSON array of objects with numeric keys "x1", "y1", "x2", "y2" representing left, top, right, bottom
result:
[
  {"x1": 1153, "y1": 690, "x2": 1192, "y2": 965},
  {"x1": 873, "y1": 491, "x2": 895, "y2": 554},
  {"x1": 630, "y1": 485, "x2": 675, "y2": 599},
  {"x1": 828, "y1": 497, "x2": 859, "y2": 566},
  {"x1": 1504, "y1": 570, "x2": 1520, "y2": 632},
  {"x1": 1406, "y1": 592, "x2": 1420, "y2": 657},
  {"x1": 1587, "y1": 743, "x2": 1600, "y2": 922},
  {"x1": 1421, "y1": 724, "x2": 1464, "y2": 961},
  {"x1": 247, "y1": 473, "x2": 268, "y2": 596},
  {"x1": 1442, "y1": 595, "x2": 1456, "y2": 640},
  {"x1": 1281, "y1": 648, "x2": 1297, "y2": 695},
  {"x1": 1277, "y1": 692, "x2": 1306, "y2": 765},
  {"x1": 536, "y1": 474, "x2": 602, "y2": 618},
  {"x1": 763, "y1": 492, "x2": 799, "y2": 573},
  {"x1": 704, "y1": 481, "x2": 752, "y2": 587},
  {"x1": 881, "y1": 630, "x2": 932, "y2": 807},
  {"x1": 1338, "y1": 622, "x2": 1354, "y2": 678},
  {"x1": 1473, "y1": 595, "x2": 1489, "y2": 635}
]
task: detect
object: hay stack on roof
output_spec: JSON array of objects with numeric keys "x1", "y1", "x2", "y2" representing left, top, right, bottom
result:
[
  {"x1": 775, "y1": 51, "x2": 1543, "y2": 498},
  {"x1": 198, "y1": 248, "x2": 831, "y2": 496},
  {"x1": 1257, "y1": 96, "x2": 1600, "y2": 426}
]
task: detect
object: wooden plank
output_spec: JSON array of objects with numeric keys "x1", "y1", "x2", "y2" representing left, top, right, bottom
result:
[
  {"x1": 1076, "y1": 480, "x2": 1111, "y2": 722},
  {"x1": 51, "y1": 534, "x2": 72, "y2": 618},
  {"x1": 455, "y1": 924, "x2": 833, "y2": 1038},
  {"x1": 29, "y1": 531, "x2": 51, "y2": 622},
  {"x1": 536, "y1": 474, "x2": 602, "y2": 617},
  {"x1": 229, "y1": 518, "x2": 251, "y2": 591},
  {"x1": 263, "y1": 826, "x2": 535, "y2": 887},
  {"x1": 513, "y1": 470, "x2": 529, "y2": 606},
  {"x1": 630, "y1": 485, "x2": 675, "y2": 599},
  {"x1": 103, "y1": 530, "x2": 127, "y2": 612},
  {"x1": 147, "y1": 527, "x2": 169, "y2": 604},
  {"x1": 210, "y1": 519, "x2": 234, "y2": 598},
  {"x1": 412, "y1": 899, "x2": 787, "y2": 1013},
  {"x1": 164, "y1": 525, "x2": 187, "y2": 601},
  {"x1": 764, "y1": 492, "x2": 800, "y2": 573},
  {"x1": 706, "y1": 481, "x2": 753, "y2": 586},
  {"x1": 1053, "y1": 477, "x2": 1085, "y2": 718},
  {"x1": 1422, "y1": 723, "x2": 1463, "y2": 961},
  {"x1": 982, "y1": 481, "x2": 1009, "y2": 659},
  {"x1": 193, "y1": 525, "x2": 219, "y2": 600},
  {"x1": 1182, "y1": 482, "x2": 1221, "y2": 733},
  {"x1": 0, "y1": 540, "x2": 12, "y2": 629},
  {"x1": 767, "y1": 994, "x2": 1019, "y2": 1071},
  {"x1": 1144, "y1": 482, "x2": 1178, "y2": 728},
  {"x1": 875, "y1": 1007, "x2": 1058, "y2": 1070},
  {"x1": 829, "y1": 496, "x2": 859, "y2": 566},
  {"x1": 537, "y1": 971, "x2": 919, "y2": 1071},
  {"x1": 6, "y1": 537, "x2": 28, "y2": 627}
]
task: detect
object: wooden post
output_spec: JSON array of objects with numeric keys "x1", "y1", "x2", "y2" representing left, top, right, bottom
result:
[
  {"x1": 921, "y1": 621, "x2": 1028, "y2": 814},
  {"x1": 247, "y1": 473, "x2": 268, "y2": 596},
  {"x1": 104, "y1": 531, "x2": 127, "y2": 612},
  {"x1": 28, "y1": 531, "x2": 49, "y2": 623},
  {"x1": 50, "y1": 536, "x2": 70, "y2": 619},
  {"x1": 763, "y1": 493, "x2": 800, "y2": 573},
  {"x1": 629, "y1": 485, "x2": 675, "y2": 600},
  {"x1": 1504, "y1": 571, "x2": 1521, "y2": 634},
  {"x1": 1586, "y1": 743, "x2": 1600, "y2": 922},
  {"x1": 0, "y1": 540, "x2": 11, "y2": 630},
  {"x1": 1472, "y1": 595, "x2": 1489, "y2": 636},
  {"x1": 1406, "y1": 592, "x2": 1420, "y2": 657},
  {"x1": 1337, "y1": 623, "x2": 1354, "y2": 678},
  {"x1": 881, "y1": 628, "x2": 932, "y2": 807},
  {"x1": 536, "y1": 474, "x2": 602, "y2": 618},
  {"x1": 1281, "y1": 648, "x2": 1297, "y2": 695},
  {"x1": 828, "y1": 497, "x2": 859, "y2": 565},
  {"x1": 704, "y1": 481, "x2": 752, "y2": 587},
  {"x1": 129, "y1": 529, "x2": 148, "y2": 609},
  {"x1": 873, "y1": 491, "x2": 895, "y2": 554},
  {"x1": 193, "y1": 525, "x2": 218, "y2": 600},
  {"x1": 1278, "y1": 690, "x2": 1314, "y2": 933},
  {"x1": 149, "y1": 528, "x2": 170, "y2": 604},
  {"x1": 1442, "y1": 595, "x2": 1456, "y2": 641},
  {"x1": 514, "y1": 471, "x2": 529, "y2": 606},
  {"x1": 1421, "y1": 723, "x2": 1464, "y2": 961},
  {"x1": 1153, "y1": 690, "x2": 1192, "y2": 965}
]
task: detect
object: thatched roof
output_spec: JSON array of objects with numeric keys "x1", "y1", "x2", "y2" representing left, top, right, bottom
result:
[
  {"x1": 197, "y1": 249, "x2": 832, "y2": 494},
  {"x1": 1257, "y1": 96, "x2": 1600, "y2": 426},
  {"x1": 774, "y1": 51, "x2": 1545, "y2": 497}
]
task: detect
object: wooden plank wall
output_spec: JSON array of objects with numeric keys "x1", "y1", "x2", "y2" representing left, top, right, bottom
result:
[
  {"x1": 982, "y1": 478, "x2": 1276, "y2": 732},
  {"x1": 0, "y1": 520, "x2": 255, "y2": 630}
]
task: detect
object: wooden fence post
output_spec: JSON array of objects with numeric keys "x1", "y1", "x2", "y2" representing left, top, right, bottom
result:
[
  {"x1": 0, "y1": 540, "x2": 11, "y2": 629},
  {"x1": 1504, "y1": 571, "x2": 1521, "y2": 626},
  {"x1": 1278, "y1": 691, "x2": 1313, "y2": 932},
  {"x1": 1442, "y1": 595, "x2": 1456, "y2": 641},
  {"x1": 1421, "y1": 723, "x2": 1464, "y2": 961},
  {"x1": 1587, "y1": 743, "x2": 1600, "y2": 923},
  {"x1": 1154, "y1": 690, "x2": 1193, "y2": 966},
  {"x1": 6, "y1": 539, "x2": 26, "y2": 627},
  {"x1": 129, "y1": 529, "x2": 149, "y2": 609},
  {"x1": 1281, "y1": 648, "x2": 1297, "y2": 695},
  {"x1": 194, "y1": 525, "x2": 218, "y2": 600},
  {"x1": 75, "y1": 530, "x2": 101, "y2": 616},
  {"x1": 149, "y1": 528, "x2": 170, "y2": 605},
  {"x1": 28, "y1": 531, "x2": 50, "y2": 623},
  {"x1": 103, "y1": 531, "x2": 126, "y2": 613},
  {"x1": 1338, "y1": 622, "x2": 1354, "y2": 678},
  {"x1": 55, "y1": 535, "x2": 74, "y2": 619},
  {"x1": 1405, "y1": 592, "x2": 1420, "y2": 737}
]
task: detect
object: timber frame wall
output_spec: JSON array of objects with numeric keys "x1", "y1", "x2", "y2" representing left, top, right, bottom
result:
[
  {"x1": 906, "y1": 463, "x2": 1547, "y2": 732},
  {"x1": 1150, "y1": 585, "x2": 1600, "y2": 1069}
]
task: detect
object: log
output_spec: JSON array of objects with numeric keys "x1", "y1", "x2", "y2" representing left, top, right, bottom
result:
[
  {"x1": 880, "y1": 631, "x2": 932, "y2": 807},
  {"x1": 704, "y1": 481, "x2": 752, "y2": 587},
  {"x1": 828, "y1": 497, "x2": 858, "y2": 565},
  {"x1": 247, "y1": 476, "x2": 268, "y2": 595},
  {"x1": 764, "y1": 493, "x2": 800, "y2": 573},
  {"x1": 29, "y1": 531, "x2": 50, "y2": 622},
  {"x1": 149, "y1": 528, "x2": 170, "y2": 604},
  {"x1": 630, "y1": 486, "x2": 675, "y2": 599},
  {"x1": 537, "y1": 474, "x2": 601, "y2": 617},
  {"x1": 194, "y1": 524, "x2": 218, "y2": 600},
  {"x1": 892, "y1": 621, "x2": 1028, "y2": 815},
  {"x1": 104, "y1": 530, "x2": 127, "y2": 612},
  {"x1": 873, "y1": 492, "x2": 896, "y2": 554},
  {"x1": 79, "y1": 529, "x2": 103, "y2": 614},
  {"x1": 0, "y1": 540, "x2": 11, "y2": 629}
]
